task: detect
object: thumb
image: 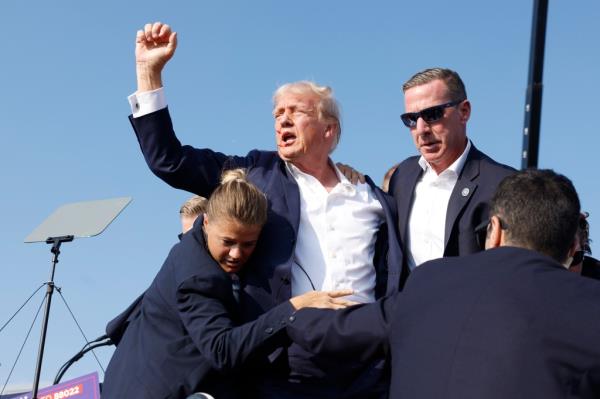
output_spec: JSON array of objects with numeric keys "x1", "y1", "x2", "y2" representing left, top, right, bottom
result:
[{"x1": 167, "y1": 32, "x2": 178, "y2": 53}]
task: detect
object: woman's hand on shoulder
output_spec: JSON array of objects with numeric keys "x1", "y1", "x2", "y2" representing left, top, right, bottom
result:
[{"x1": 289, "y1": 289, "x2": 358, "y2": 310}]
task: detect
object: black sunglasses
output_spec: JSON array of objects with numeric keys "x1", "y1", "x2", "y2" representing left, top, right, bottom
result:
[{"x1": 400, "y1": 99, "x2": 464, "y2": 128}]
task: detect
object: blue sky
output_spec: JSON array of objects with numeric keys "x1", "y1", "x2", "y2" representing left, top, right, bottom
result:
[{"x1": 1, "y1": 0, "x2": 598, "y2": 392}]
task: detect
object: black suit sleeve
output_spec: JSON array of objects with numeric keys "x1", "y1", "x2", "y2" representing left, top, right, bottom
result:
[
  {"x1": 286, "y1": 293, "x2": 397, "y2": 362},
  {"x1": 129, "y1": 107, "x2": 254, "y2": 197},
  {"x1": 176, "y1": 275, "x2": 295, "y2": 373}
]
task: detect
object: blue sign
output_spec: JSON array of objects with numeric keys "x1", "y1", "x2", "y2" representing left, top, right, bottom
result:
[{"x1": 0, "y1": 372, "x2": 100, "y2": 399}]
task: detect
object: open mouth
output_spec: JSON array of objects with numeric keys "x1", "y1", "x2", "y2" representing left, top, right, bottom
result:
[
  {"x1": 420, "y1": 141, "x2": 440, "y2": 151},
  {"x1": 280, "y1": 132, "x2": 296, "y2": 145}
]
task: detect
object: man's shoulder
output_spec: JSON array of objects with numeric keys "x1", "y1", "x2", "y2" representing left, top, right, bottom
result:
[
  {"x1": 396, "y1": 155, "x2": 421, "y2": 169},
  {"x1": 391, "y1": 155, "x2": 421, "y2": 180},
  {"x1": 469, "y1": 145, "x2": 516, "y2": 177}
]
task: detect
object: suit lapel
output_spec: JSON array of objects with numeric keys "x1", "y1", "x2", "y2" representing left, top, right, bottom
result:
[
  {"x1": 394, "y1": 160, "x2": 422, "y2": 245},
  {"x1": 444, "y1": 148, "x2": 481, "y2": 251},
  {"x1": 277, "y1": 160, "x2": 301, "y2": 237}
]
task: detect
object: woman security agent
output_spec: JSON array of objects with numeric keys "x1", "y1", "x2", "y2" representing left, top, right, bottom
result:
[{"x1": 101, "y1": 169, "x2": 355, "y2": 399}]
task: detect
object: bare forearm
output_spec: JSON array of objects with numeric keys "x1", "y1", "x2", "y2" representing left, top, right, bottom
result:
[{"x1": 136, "y1": 63, "x2": 163, "y2": 93}]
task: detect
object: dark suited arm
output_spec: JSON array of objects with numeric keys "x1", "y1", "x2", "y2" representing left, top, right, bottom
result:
[
  {"x1": 129, "y1": 107, "x2": 253, "y2": 197},
  {"x1": 176, "y1": 275, "x2": 295, "y2": 373},
  {"x1": 287, "y1": 293, "x2": 396, "y2": 362}
]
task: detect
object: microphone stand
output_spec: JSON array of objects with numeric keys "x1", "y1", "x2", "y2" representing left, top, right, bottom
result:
[{"x1": 31, "y1": 235, "x2": 73, "y2": 399}]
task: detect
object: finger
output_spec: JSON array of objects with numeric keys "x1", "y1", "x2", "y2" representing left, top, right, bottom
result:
[
  {"x1": 151, "y1": 21, "x2": 162, "y2": 39},
  {"x1": 332, "y1": 299, "x2": 360, "y2": 306},
  {"x1": 159, "y1": 23, "x2": 171, "y2": 39},
  {"x1": 136, "y1": 30, "x2": 145, "y2": 44},
  {"x1": 327, "y1": 289, "x2": 354, "y2": 298},
  {"x1": 329, "y1": 303, "x2": 351, "y2": 310},
  {"x1": 144, "y1": 23, "x2": 154, "y2": 42},
  {"x1": 358, "y1": 172, "x2": 366, "y2": 184}
]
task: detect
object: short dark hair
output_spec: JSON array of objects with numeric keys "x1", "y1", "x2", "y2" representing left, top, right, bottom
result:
[
  {"x1": 402, "y1": 68, "x2": 467, "y2": 101},
  {"x1": 490, "y1": 169, "x2": 580, "y2": 263}
]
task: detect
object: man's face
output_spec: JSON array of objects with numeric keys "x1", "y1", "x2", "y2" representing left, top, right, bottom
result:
[
  {"x1": 404, "y1": 79, "x2": 470, "y2": 174},
  {"x1": 203, "y1": 216, "x2": 262, "y2": 274},
  {"x1": 273, "y1": 92, "x2": 335, "y2": 168},
  {"x1": 180, "y1": 214, "x2": 198, "y2": 234}
]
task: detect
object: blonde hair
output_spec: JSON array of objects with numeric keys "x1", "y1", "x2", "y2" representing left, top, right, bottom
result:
[
  {"x1": 179, "y1": 195, "x2": 208, "y2": 217},
  {"x1": 205, "y1": 169, "x2": 268, "y2": 226},
  {"x1": 273, "y1": 80, "x2": 342, "y2": 151}
]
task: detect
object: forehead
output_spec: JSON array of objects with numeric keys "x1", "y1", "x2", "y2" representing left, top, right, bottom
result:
[
  {"x1": 404, "y1": 79, "x2": 450, "y2": 112},
  {"x1": 210, "y1": 217, "x2": 262, "y2": 239},
  {"x1": 274, "y1": 91, "x2": 319, "y2": 110}
]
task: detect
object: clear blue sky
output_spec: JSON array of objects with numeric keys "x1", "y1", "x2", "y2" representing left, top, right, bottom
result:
[{"x1": 1, "y1": 0, "x2": 598, "y2": 392}]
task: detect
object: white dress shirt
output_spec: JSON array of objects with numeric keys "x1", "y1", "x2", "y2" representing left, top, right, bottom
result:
[
  {"x1": 128, "y1": 88, "x2": 385, "y2": 303},
  {"x1": 287, "y1": 163, "x2": 384, "y2": 303},
  {"x1": 406, "y1": 140, "x2": 471, "y2": 270}
]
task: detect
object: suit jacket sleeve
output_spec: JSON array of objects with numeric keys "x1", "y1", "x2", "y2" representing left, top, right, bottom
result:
[
  {"x1": 129, "y1": 107, "x2": 256, "y2": 197},
  {"x1": 286, "y1": 293, "x2": 396, "y2": 362},
  {"x1": 176, "y1": 274, "x2": 295, "y2": 373}
]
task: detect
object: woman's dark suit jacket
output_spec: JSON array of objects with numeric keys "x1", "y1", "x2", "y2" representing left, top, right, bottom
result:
[{"x1": 101, "y1": 220, "x2": 295, "y2": 399}]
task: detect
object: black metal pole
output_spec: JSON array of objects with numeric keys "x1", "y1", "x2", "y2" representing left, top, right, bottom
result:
[
  {"x1": 521, "y1": 0, "x2": 549, "y2": 169},
  {"x1": 31, "y1": 235, "x2": 73, "y2": 398}
]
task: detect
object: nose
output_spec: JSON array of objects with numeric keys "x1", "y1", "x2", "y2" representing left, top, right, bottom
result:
[
  {"x1": 275, "y1": 109, "x2": 294, "y2": 127},
  {"x1": 415, "y1": 116, "x2": 430, "y2": 130},
  {"x1": 280, "y1": 112, "x2": 294, "y2": 127},
  {"x1": 413, "y1": 116, "x2": 431, "y2": 134},
  {"x1": 229, "y1": 246, "x2": 242, "y2": 259}
]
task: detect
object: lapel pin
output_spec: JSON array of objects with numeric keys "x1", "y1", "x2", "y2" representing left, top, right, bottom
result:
[{"x1": 461, "y1": 188, "x2": 470, "y2": 197}]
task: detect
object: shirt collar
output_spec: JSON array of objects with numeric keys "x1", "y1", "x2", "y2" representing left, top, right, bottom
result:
[
  {"x1": 418, "y1": 139, "x2": 472, "y2": 177},
  {"x1": 285, "y1": 160, "x2": 356, "y2": 194}
]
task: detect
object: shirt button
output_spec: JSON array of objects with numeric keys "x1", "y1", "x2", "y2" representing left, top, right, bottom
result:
[
  {"x1": 289, "y1": 315, "x2": 296, "y2": 322},
  {"x1": 265, "y1": 327, "x2": 274, "y2": 334}
]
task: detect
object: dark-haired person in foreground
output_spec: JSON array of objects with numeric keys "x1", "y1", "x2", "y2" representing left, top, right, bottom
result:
[
  {"x1": 288, "y1": 169, "x2": 600, "y2": 398},
  {"x1": 101, "y1": 170, "x2": 354, "y2": 399}
]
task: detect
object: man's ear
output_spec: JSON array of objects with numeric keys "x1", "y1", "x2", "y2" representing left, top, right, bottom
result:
[
  {"x1": 324, "y1": 122, "x2": 338, "y2": 139},
  {"x1": 459, "y1": 100, "x2": 471, "y2": 124},
  {"x1": 563, "y1": 238, "x2": 579, "y2": 268},
  {"x1": 485, "y1": 215, "x2": 503, "y2": 249},
  {"x1": 203, "y1": 214, "x2": 209, "y2": 228}
]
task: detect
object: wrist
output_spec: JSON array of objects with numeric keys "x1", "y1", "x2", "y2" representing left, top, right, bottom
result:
[{"x1": 136, "y1": 62, "x2": 163, "y2": 92}]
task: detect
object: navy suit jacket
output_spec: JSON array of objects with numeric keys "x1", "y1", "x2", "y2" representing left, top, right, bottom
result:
[
  {"x1": 102, "y1": 219, "x2": 295, "y2": 399},
  {"x1": 129, "y1": 108, "x2": 405, "y2": 397},
  {"x1": 388, "y1": 144, "x2": 515, "y2": 260},
  {"x1": 288, "y1": 247, "x2": 600, "y2": 398}
]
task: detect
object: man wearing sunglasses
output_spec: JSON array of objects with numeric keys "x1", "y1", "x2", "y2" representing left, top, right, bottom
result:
[{"x1": 389, "y1": 68, "x2": 515, "y2": 271}]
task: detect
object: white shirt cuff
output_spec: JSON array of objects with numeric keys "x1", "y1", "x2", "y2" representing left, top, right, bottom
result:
[{"x1": 128, "y1": 88, "x2": 167, "y2": 118}]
